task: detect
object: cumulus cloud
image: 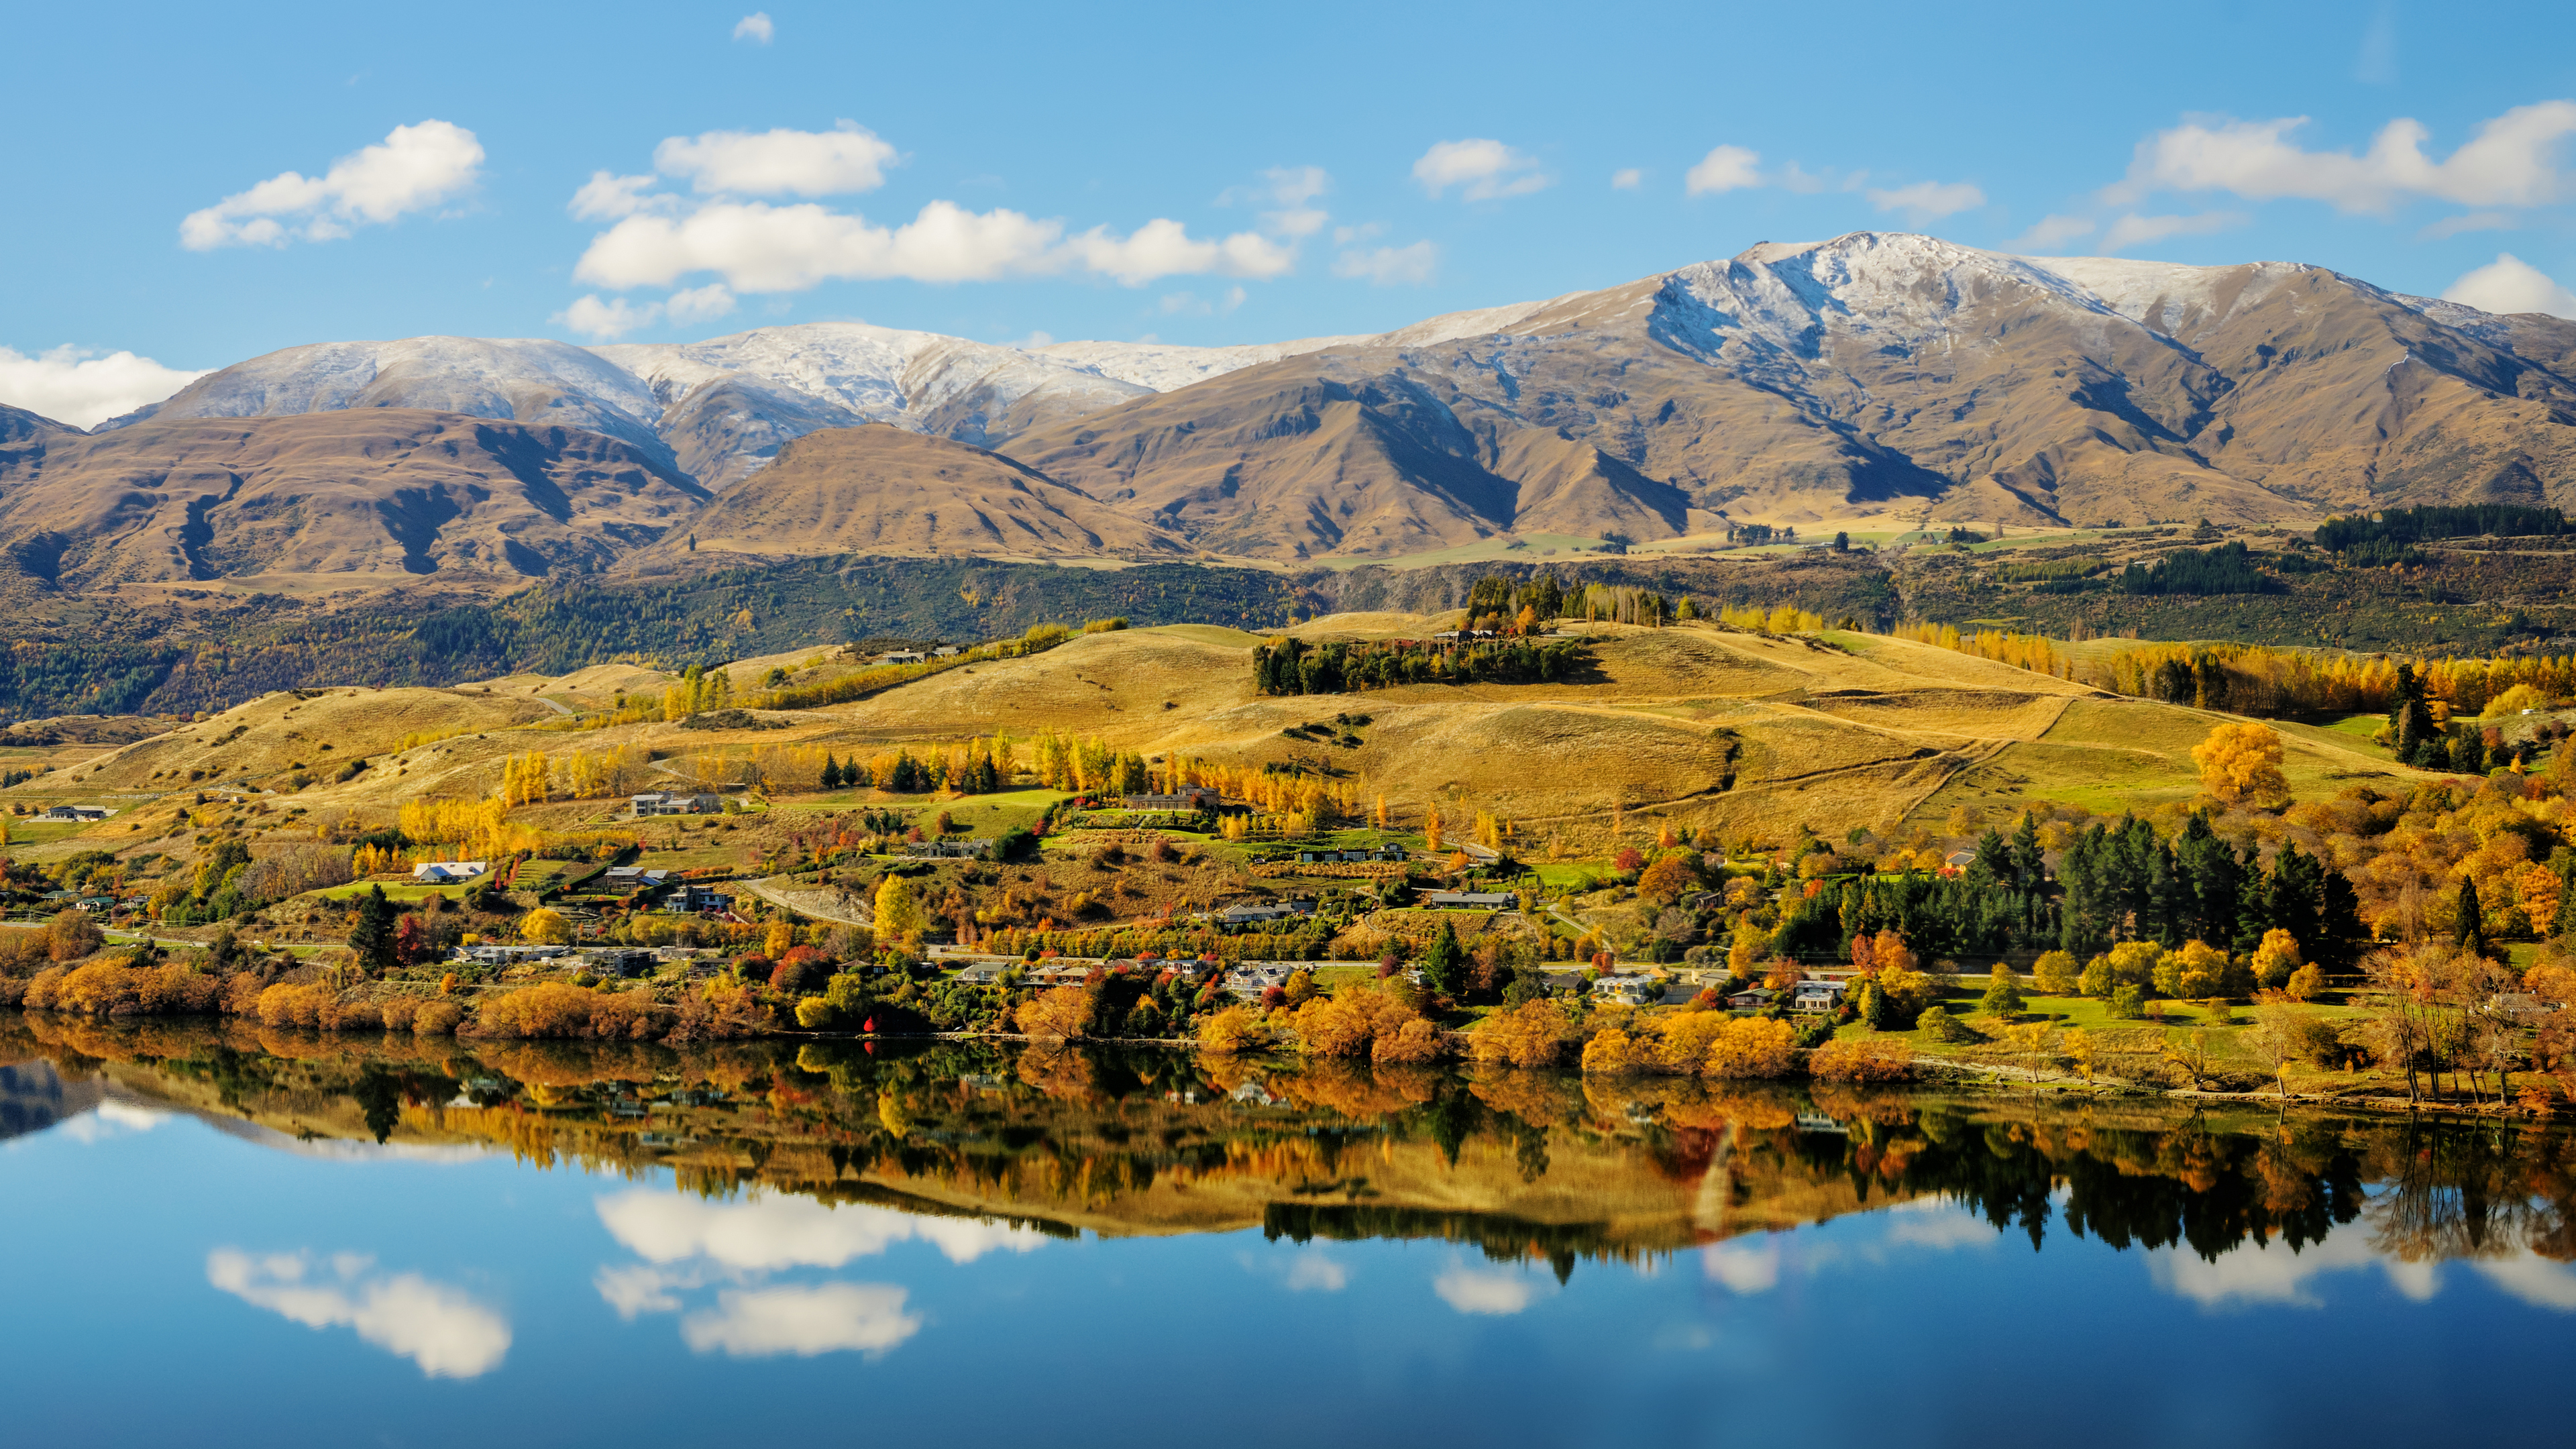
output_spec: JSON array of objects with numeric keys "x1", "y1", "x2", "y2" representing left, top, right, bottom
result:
[
  {"x1": 1433, "y1": 1263, "x2": 1554, "y2": 1315},
  {"x1": 576, "y1": 198, "x2": 1291, "y2": 292},
  {"x1": 569, "y1": 171, "x2": 671, "y2": 221},
  {"x1": 1880, "y1": 1199, "x2": 2004, "y2": 1250},
  {"x1": 2097, "y1": 210, "x2": 2249, "y2": 253},
  {"x1": 1238, "y1": 164, "x2": 1331, "y2": 238},
  {"x1": 1332, "y1": 241, "x2": 1439, "y2": 286},
  {"x1": 2473, "y1": 1254, "x2": 2576, "y2": 1310},
  {"x1": 655, "y1": 122, "x2": 899, "y2": 198},
  {"x1": 54, "y1": 1100, "x2": 170, "y2": 1143},
  {"x1": 1611, "y1": 168, "x2": 1643, "y2": 190},
  {"x1": 682, "y1": 1283, "x2": 920, "y2": 1358},
  {"x1": 1684, "y1": 145, "x2": 1763, "y2": 196},
  {"x1": 663, "y1": 283, "x2": 737, "y2": 325},
  {"x1": 1413, "y1": 139, "x2": 1552, "y2": 201},
  {"x1": 206, "y1": 1249, "x2": 510, "y2": 1379},
  {"x1": 554, "y1": 294, "x2": 663, "y2": 341},
  {"x1": 2112, "y1": 101, "x2": 2576, "y2": 214},
  {"x1": 1866, "y1": 179, "x2": 1987, "y2": 221},
  {"x1": 733, "y1": 11, "x2": 773, "y2": 42},
  {"x1": 0, "y1": 345, "x2": 207, "y2": 428},
  {"x1": 180, "y1": 120, "x2": 482, "y2": 250},
  {"x1": 2442, "y1": 253, "x2": 2576, "y2": 317},
  {"x1": 596, "y1": 1188, "x2": 1045, "y2": 1270}
]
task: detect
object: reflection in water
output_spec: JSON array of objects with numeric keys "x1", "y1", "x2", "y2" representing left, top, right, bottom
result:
[
  {"x1": 592, "y1": 1187, "x2": 1044, "y2": 1357},
  {"x1": 13, "y1": 1016, "x2": 2576, "y2": 1324},
  {"x1": 204, "y1": 1248, "x2": 511, "y2": 1378},
  {"x1": 681, "y1": 1283, "x2": 922, "y2": 1358}
]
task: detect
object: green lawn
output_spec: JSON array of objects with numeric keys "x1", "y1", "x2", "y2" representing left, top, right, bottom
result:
[{"x1": 310, "y1": 880, "x2": 469, "y2": 903}]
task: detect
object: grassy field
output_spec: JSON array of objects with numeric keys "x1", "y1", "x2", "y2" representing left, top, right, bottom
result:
[{"x1": 312, "y1": 879, "x2": 468, "y2": 903}]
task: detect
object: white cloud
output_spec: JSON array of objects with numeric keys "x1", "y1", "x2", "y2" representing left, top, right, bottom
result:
[
  {"x1": 1332, "y1": 241, "x2": 1439, "y2": 286},
  {"x1": 655, "y1": 122, "x2": 899, "y2": 198},
  {"x1": 2442, "y1": 253, "x2": 2576, "y2": 317},
  {"x1": 2010, "y1": 214, "x2": 2097, "y2": 251},
  {"x1": 2114, "y1": 101, "x2": 2576, "y2": 215},
  {"x1": 596, "y1": 1188, "x2": 1044, "y2": 1269},
  {"x1": 1866, "y1": 179, "x2": 1988, "y2": 221},
  {"x1": 1684, "y1": 145, "x2": 1763, "y2": 196},
  {"x1": 1008, "y1": 330, "x2": 1056, "y2": 350},
  {"x1": 2418, "y1": 211, "x2": 2515, "y2": 240},
  {"x1": 1611, "y1": 168, "x2": 1643, "y2": 190},
  {"x1": 733, "y1": 11, "x2": 773, "y2": 43},
  {"x1": 207, "y1": 1248, "x2": 510, "y2": 1379},
  {"x1": 569, "y1": 171, "x2": 670, "y2": 221},
  {"x1": 1413, "y1": 139, "x2": 1552, "y2": 201},
  {"x1": 1065, "y1": 219, "x2": 1297, "y2": 286},
  {"x1": 1432, "y1": 1263, "x2": 1553, "y2": 1315},
  {"x1": 2098, "y1": 210, "x2": 2249, "y2": 253},
  {"x1": 664, "y1": 284, "x2": 737, "y2": 326},
  {"x1": 54, "y1": 1100, "x2": 169, "y2": 1143},
  {"x1": 555, "y1": 294, "x2": 663, "y2": 341},
  {"x1": 180, "y1": 120, "x2": 482, "y2": 250},
  {"x1": 1248, "y1": 164, "x2": 1331, "y2": 237},
  {"x1": 576, "y1": 198, "x2": 1291, "y2": 292},
  {"x1": 0, "y1": 345, "x2": 207, "y2": 428},
  {"x1": 1699, "y1": 1242, "x2": 1780, "y2": 1294},
  {"x1": 1284, "y1": 1251, "x2": 1348, "y2": 1292},
  {"x1": 682, "y1": 1283, "x2": 921, "y2": 1358}
]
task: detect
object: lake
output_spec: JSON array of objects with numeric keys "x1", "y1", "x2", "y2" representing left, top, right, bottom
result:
[{"x1": 4, "y1": 1018, "x2": 2571, "y2": 1448}]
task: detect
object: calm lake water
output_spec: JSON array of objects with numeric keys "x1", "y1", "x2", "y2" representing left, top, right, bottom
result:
[{"x1": 5, "y1": 1020, "x2": 2572, "y2": 1448}]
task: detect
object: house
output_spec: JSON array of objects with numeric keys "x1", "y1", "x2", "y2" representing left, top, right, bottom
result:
[
  {"x1": 38, "y1": 804, "x2": 109, "y2": 822},
  {"x1": 1789, "y1": 978, "x2": 1849, "y2": 1013},
  {"x1": 1122, "y1": 786, "x2": 1218, "y2": 812},
  {"x1": 875, "y1": 649, "x2": 927, "y2": 665},
  {"x1": 411, "y1": 860, "x2": 488, "y2": 883},
  {"x1": 951, "y1": 962, "x2": 1006, "y2": 985},
  {"x1": 902, "y1": 838, "x2": 991, "y2": 859},
  {"x1": 1943, "y1": 850, "x2": 1978, "y2": 871},
  {"x1": 1591, "y1": 975, "x2": 1660, "y2": 1006},
  {"x1": 454, "y1": 943, "x2": 570, "y2": 965},
  {"x1": 1423, "y1": 890, "x2": 1515, "y2": 910},
  {"x1": 1028, "y1": 960, "x2": 1097, "y2": 986},
  {"x1": 632, "y1": 792, "x2": 720, "y2": 816},
  {"x1": 1222, "y1": 962, "x2": 1299, "y2": 999},
  {"x1": 659, "y1": 883, "x2": 731, "y2": 915},
  {"x1": 599, "y1": 866, "x2": 670, "y2": 887},
  {"x1": 932, "y1": 645, "x2": 961, "y2": 658},
  {"x1": 584, "y1": 949, "x2": 657, "y2": 978},
  {"x1": 1217, "y1": 899, "x2": 1313, "y2": 926},
  {"x1": 1295, "y1": 843, "x2": 1405, "y2": 863},
  {"x1": 73, "y1": 896, "x2": 114, "y2": 912},
  {"x1": 1727, "y1": 986, "x2": 1778, "y2": 1010}
]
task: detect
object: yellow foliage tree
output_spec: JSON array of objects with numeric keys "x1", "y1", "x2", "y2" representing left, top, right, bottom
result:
[
  {"x1": 873, "y1": 875, "x2": 924, "y2": 945},
  {"x1": 521, "y1": 908, "x2": 572, "y2": 945},
  {"x1": 2252, "y1": 928, "x2": 2302, "y2": 989},
  {"x1": 2191, "y1": 721, "x2": 2288, "y2": 807}
]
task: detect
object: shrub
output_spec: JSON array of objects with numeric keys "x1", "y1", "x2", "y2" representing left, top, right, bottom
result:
[
  {"x1": 1703, "y1": 1017, "x2": 1799, "y2": 1079},
  {"x1": 1811, "y1": 1036, "x2": 1917, "y2": 1082},
  {"x1": 1372, "y1": 1017, "x2": 1448, "y2": 1064},
  {"x1": 1917, "y1": 1006, "x2": 1968, "y2": 1042},
  {"x1": 2108, "y1": 984, "x2": 2147, "y2": 1019},
  {"x1": 474, "y1": 981, "x2": 666, "y2": 1039},
  {"x1": 256, "y1": 983, "x2": 337, "y2": 1028},
  {"x1": 378, "y1": 998, "x2": 422, "y2": 1030},
  {"x1": 1468, "y1": 1000, "x2": 1576, "y2": 1067},
  {"x1": 1197, "y1": 1004, "x2": 1263, "y2": 1055},
  {"x1": 413, "y1": 1000, "x2": 466, "y2": 1034}
]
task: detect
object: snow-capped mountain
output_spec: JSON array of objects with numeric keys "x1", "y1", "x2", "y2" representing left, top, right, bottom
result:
[{"x1": 19, "y1": 231, "x2": 2576, "y2": 578}]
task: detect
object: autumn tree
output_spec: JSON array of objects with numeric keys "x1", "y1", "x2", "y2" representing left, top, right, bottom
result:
[
  {"x1": 873, "y1": 875, "x2": 925, "y2": 945},
  {"x1": 2031, "y1": 949, "x2": 2078, "y2": 995},
  {"x1": 521, "y1": 908, "x2": 572, "y2": 945},
  {"x1": 1980, "y1": 963, "x2": 2025, "y2": 1018},
  {"x1": 2191, "y1": 721, "x2": 2288, "y2": 807}
]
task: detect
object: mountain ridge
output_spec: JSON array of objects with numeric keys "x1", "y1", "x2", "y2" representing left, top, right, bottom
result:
[{"x1": 10, "y1": 231, "x2": 2576, "y2": 576}]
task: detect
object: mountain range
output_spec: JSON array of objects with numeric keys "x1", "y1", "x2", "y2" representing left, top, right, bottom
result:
[{"x1": 9, "y1": 231, "x2": 2576, "y2": 594}]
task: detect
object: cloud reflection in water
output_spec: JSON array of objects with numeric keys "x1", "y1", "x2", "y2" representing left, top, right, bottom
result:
[
  {"x1": 205, "y1": 1248, "x2": 511, "y2": 1378},
  {"x1": 592, "y1": 1188, "x2": 1045, "y2": 1359}
]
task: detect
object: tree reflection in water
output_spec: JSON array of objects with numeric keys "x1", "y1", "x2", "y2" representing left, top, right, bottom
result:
[{"x1": 11, "y1": 1014, "x2": 2574, "y2": 1280}]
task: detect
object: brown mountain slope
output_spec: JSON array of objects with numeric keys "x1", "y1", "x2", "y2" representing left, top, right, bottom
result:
[
  {"x1": 0, "y1": 409, "x2": 706, "y2": 594},
  {"x1": 630, "y1": 423, "x2": 1181, "y2": 566},
  {"x1": 1005, "y1": 235, "x2": 2576, "y2": 558}
]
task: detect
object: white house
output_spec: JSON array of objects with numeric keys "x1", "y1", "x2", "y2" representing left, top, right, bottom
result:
[
  {"x1": 632, "y1": 792, "x2": 720, "y2": 816},
  {"x1": 411, "y1": 860, "x2": 488, "y2": 883}
]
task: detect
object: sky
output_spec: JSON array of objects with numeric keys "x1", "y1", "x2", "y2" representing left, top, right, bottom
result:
[{"x1": 4, "y1": 0, "x2": 2576, "y2": 425}]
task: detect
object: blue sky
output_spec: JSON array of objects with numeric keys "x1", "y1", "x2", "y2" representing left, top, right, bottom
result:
[{"x1": 4, "y1": 0, "x2": 2575, "y2": 422}]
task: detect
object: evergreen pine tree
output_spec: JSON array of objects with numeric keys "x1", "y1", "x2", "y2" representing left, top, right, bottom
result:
[
  {"x1": 2457, "y1": 876, "x2": 2488, "y2": 960},
  {"x1": 348, "y1": 884, "x2": 397, "y2": 973},
  {"x1": 819, "y1": 755, "x2": 843, "y2": 790},
  {"x1": 1421, "y1": 919, "x2": 1466, "y2": 998},
  {"x1": 2009, "y1": 811, "x2": 2044, "y2": 892}
]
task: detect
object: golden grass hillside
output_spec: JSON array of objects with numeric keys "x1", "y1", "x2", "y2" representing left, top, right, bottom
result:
[{"x1": 815, "y1": 613, "x2": 2417, "y2": 847}]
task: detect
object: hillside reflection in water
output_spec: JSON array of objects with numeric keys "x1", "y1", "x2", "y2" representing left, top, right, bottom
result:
[{"x1": 5, "y1": 1019, "x2": 2574, "y2": 1447}]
